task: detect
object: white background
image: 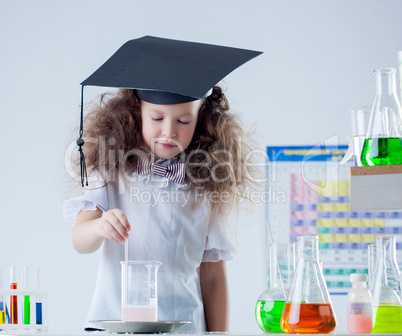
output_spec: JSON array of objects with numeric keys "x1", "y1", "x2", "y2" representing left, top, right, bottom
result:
[{"x1": 1, "y1": 0, "x2": 401, "y2": 332}]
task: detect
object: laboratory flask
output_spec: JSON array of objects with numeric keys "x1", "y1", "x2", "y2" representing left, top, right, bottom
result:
[
  {"x1": 255, "y1": 243, "x2": 295, "y2": 333},
  {"x1": 370, "y1": 236, "x2": 402, "y2": 333},
  {"x1": 121, "y1": 261, "x2": 161, "y2": 322},
  {"x1": 369, "y1": 236, "x2": 401, "y2": 296},
  {"x1": 280, "y1": 236, "x2": 337, "y2": 334},
  {"x1": 361, "y1": 68, "x2": 402, "y2": 166}
]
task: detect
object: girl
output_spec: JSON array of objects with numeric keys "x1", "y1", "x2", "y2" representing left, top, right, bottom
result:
[{"x1": 64, "y1": 36, "x2": 261, "y2": 332}]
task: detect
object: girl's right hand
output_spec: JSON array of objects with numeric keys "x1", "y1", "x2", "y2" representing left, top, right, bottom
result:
[{"x1": 97, "y1": 208, "x2": 131, "y2": 243}]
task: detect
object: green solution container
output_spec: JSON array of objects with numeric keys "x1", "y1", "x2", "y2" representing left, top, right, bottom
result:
[
  {"x1": 361, "y1": 68, "x2": 402, "y2": 166},
  {"x1": 370, "y1": 236, "x2": 402, "y2": 333},
  {"x1": 255, "y1": 243, "x2": 295, "y2": 333}
]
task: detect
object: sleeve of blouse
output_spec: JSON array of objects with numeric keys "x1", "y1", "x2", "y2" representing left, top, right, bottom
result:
[
  {"x1": 63, "y1": 170, "x2": 109, "y2": 226},
  {"x1": 202, "y1": 205, "x2": 238, "y2": 263}
]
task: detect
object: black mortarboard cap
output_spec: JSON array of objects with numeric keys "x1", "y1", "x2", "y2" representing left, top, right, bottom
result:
[{"x1": 77, "y1": 36, "x2": 262, "y2": 185}]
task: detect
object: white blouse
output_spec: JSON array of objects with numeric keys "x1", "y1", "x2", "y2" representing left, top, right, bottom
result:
[{"x1": 63, "y1": 159, "x2": 237, "y2": 332}]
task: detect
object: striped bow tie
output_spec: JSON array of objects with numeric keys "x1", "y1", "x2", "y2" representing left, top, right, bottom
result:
[{"x1": 136, "y1": 158, "x2": 186, "y2": 184}]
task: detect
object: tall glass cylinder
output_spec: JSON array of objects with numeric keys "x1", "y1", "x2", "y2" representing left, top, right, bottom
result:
[{"x1": 367, "y1": 243, "x2": 377, "y2": 290}]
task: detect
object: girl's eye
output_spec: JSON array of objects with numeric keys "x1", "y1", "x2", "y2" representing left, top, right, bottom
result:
[
  {"x1": 178, "y1": 120, "x2": 191, "y2": 125},
  {"x1": 152, "y1": 117, "x2": 163, "y2": 121}
]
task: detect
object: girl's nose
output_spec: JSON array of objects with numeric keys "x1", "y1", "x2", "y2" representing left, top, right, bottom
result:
[{"x1": 162, "y1": 120, "x2": 176, "y2": 138}]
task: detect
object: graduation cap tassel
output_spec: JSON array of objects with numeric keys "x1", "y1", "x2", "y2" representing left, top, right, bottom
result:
[{"x1": 77, "y1": 85, "x2": 88, "y2": 186}]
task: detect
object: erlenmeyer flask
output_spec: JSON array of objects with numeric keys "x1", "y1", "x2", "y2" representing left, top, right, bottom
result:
[
  {"x1": 280, "y1": 236, "x2": 337, "y2": 334},
  {"x1": 370, "y1": 236, "x2": 402, "y2": 333},
  {"x1": 383, "y1": 236, "x2": 402, "y2": 296},
  {"x1": 361, "y1": 68, "x2": 402, "y2": 166},
  {"x1": 255, "y1": 243, "x2": 292, "y2": 333}
]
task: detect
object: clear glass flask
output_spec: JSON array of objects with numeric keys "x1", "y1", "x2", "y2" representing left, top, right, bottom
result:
[
  {"x1": 255, "y1": 243, "x2": 294, "y2": 333},
  {"x1": 370, "y1": 236, "x2": 402, "y2": 333},
  {"x1": 361, "y1": 68, "x2": 402, "y2": 166},
  {"x1": 280, "y1": 236, "x2": 337, "y2": 334},
  {"x1": 347, "y1": 273, "x2": 372, "y2": 334},
  {"x1": 369, "y1": 236, "x2": 401, "y2": 296}
]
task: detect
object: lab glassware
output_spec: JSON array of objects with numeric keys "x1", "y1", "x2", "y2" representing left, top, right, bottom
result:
[
  {"x1": 9, "y1": 266, "x2": 18, "y2": 324},
  {"x1": 370, "y1": 236, "x2": 402, "y2": 333},
  {"x1": 0, "y1": 267, "x2": 5, "y2": 324},
  {"x1": 367, "y1": 243, "x2": 377, "y2": 291},
  {"x1": 369, "y1": 236, "x2": 401, "y2": 296},
  {"x1": 347, "y1": 273, "x2": 372, "y2": 334},
  {"x1": 280, "y1": 236, "x2": 337, "y2": 334},
  {"x1": 255, "y1": 243, "x2": 295, "y2": 333},
  {"x1": 276, "y1": 243, "x2": 296, "y2": 292},
  {"x1": 121, "y1": 261, "x2": 161, "y2": 322},
  {"x1": 351, "y1": 106, "x2": 371, "y2": 166},
  {"x1": 361, "y1": 68, "x2": 402, "y2": 166},
  {"x1": 35, "y1": 267, "x2": 42, "y2": 325},
  {"x1": 22, "y1": 266, "x2": 31, "y2": 325}
]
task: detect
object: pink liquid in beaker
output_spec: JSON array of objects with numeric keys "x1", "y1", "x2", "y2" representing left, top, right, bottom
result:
[{"x1": 122, "y1": 305, "x2": 158, "y2": 322}]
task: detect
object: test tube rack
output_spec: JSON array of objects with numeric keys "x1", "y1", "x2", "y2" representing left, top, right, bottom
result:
[{"x1": 0, "y1": 289, "x2": 48, "y2": 331}]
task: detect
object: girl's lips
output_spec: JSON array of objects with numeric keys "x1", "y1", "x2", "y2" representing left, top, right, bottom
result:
[{"x1": 159, "y1": 142, "x2": 176, "y2": 148}]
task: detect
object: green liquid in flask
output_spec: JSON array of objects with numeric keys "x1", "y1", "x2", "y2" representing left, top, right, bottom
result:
[
  {"x1": 372, "y1": 305, "x2": 402, "y2": 333},
  {"x1": 255, "y1": 300, "x2": 285, "y2": 333},
  {"x1": 361, "y1": 137, "x2": 402, "y2": 166}
]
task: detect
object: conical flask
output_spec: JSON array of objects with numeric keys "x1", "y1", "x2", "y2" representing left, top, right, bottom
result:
[
  {"x1": 361, "y1": 68, "x2": 402, "y2": 166},
  {"x1": 280, "y1": 236, "x2": 337, "y2": 334},
  {"x1": 368, "y1": 236, "x2": 401, "y2": 297},
  {"x1": 369, "y1": 236, "x2": 402, "y2": 333},
  {"x1": 255, "y1": 243, "x2": 290, "y2": 333}
]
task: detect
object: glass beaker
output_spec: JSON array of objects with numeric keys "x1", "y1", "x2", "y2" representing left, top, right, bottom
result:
[
  {"x1": 255, "y1": 243, "x2": 295, "y2": 333},
  {"x1": 280, "y1": 236, "x2": 337, "y2": 334},
  {"x1": 121, "y1": 261, "x2": 161, "y2": 322},
  {"x1": 361, "y1": 68, "x2": 402, "y2": 166}
]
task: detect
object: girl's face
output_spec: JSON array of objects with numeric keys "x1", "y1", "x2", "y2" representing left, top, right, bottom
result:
[{"x1": 141, "y1": 99, "x2": 201, "y2": 159}]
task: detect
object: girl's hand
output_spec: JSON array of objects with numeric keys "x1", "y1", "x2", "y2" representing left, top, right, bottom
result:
[{"x1": 97, "y1": 208, "x2": 131, "y2": 243}]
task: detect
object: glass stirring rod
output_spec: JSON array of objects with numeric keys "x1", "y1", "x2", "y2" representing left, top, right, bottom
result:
[{"x1": 125, "y1": 240, "x2": 129, "y2": 262}]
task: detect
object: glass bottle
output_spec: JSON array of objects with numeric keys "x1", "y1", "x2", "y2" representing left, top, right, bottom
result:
[
  {"x1": 361, "y1": 68, "x2": 402, "y2": 166},
  {"x1": 280, "y1": 236, "x2": 337, "y2": 334},
  {"x1": 370, "y1": 236, "x2": 402, "y2": 333},
  {"x1": 255, "y1": 243, "x2": 289, "y2": 333},
  {"x1": 347, "y1": 273, "x2": 372, "y2": 334}
]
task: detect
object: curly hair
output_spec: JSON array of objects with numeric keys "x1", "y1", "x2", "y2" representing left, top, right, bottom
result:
[{"x1": 79, "y1": 86, "x2": 260, "y2": 212}]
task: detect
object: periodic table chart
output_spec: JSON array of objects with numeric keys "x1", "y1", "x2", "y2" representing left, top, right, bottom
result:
[{"x1": 266, "y1": 145, "x2": 402, "y2": 294}]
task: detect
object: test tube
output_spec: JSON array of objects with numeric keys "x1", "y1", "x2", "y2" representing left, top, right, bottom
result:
[
  {"x1": 23, "y1": 267, "x2": 30, "y2": 324},
  {"x1": 0, "y1": 267, "x2": 5, "y2": 324},
  {"x1": 35, "y1": 267, "x2": 42, "y2": 325},
  {"x1": 10, "y1": 266, "x2": 18, "y2": 324}
]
